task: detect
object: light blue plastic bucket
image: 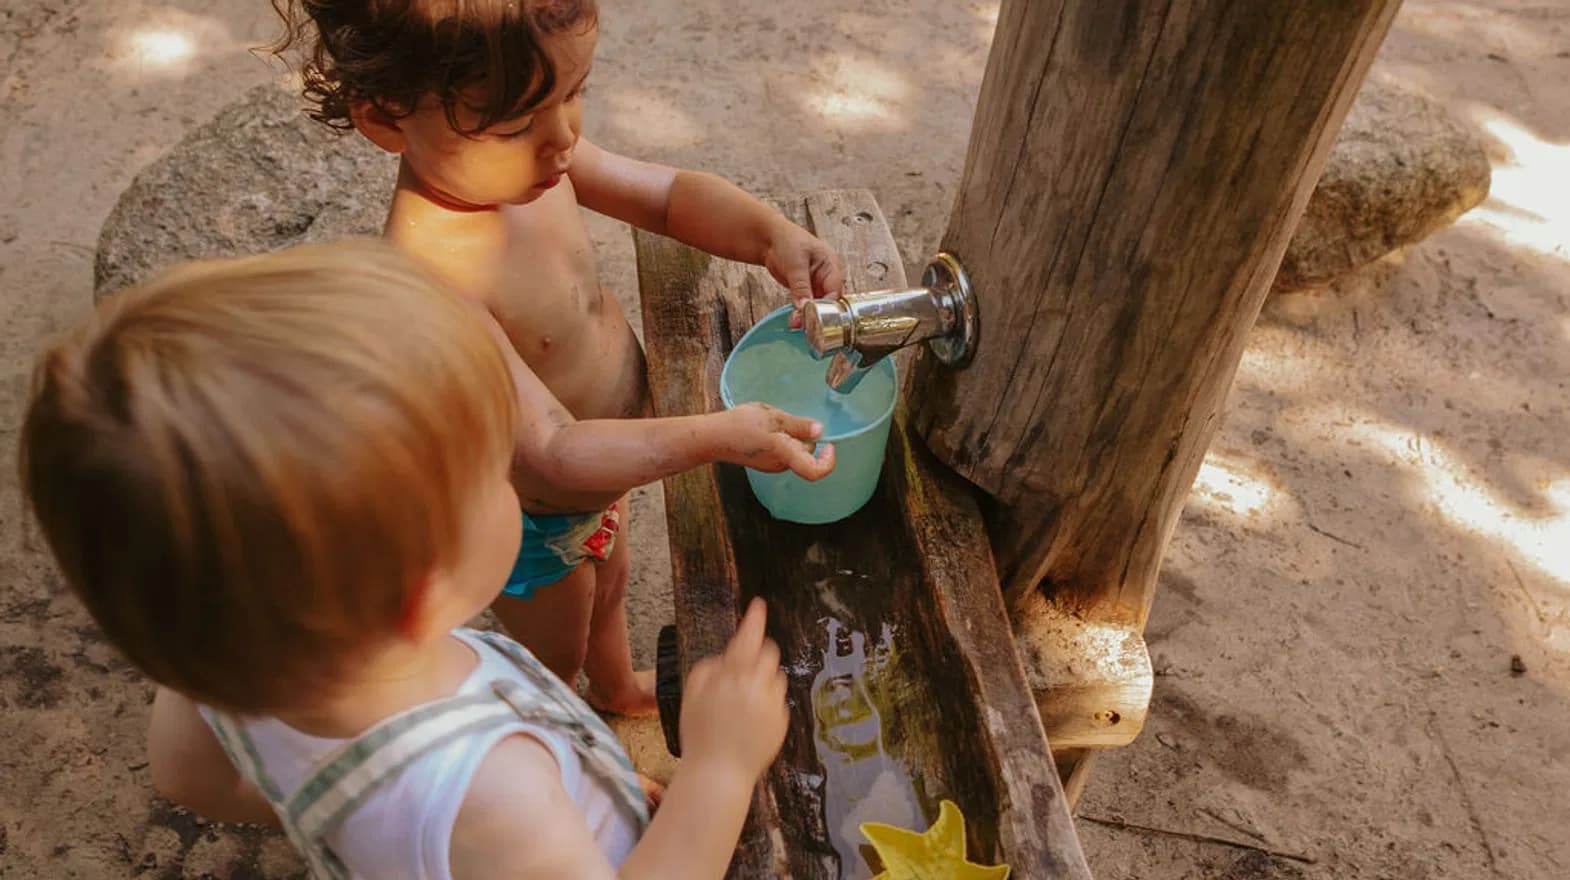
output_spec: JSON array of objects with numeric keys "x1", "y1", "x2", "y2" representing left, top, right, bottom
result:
[{"x1": 720, "y1": 305, "x2": 897, "y2": 525}]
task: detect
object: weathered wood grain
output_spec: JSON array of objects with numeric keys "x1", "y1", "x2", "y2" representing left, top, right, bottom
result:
[
  {"x1": 636, "y1": 220, "x2": 785, "y2": 877},
  {"x1": 909, "y1": 0, "x2": 1403, "y2": 626},
  {"x1": 636, "y1": 189, "x2": 1091, "y2": 879}
]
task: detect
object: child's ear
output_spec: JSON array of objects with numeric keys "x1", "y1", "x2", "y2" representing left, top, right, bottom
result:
[
  {"x1": 396, "y1": 573, "x2": 445, "y2": 643},
  {"x1": 349, "y1": 101, "x2": 408, "y2": 154}
]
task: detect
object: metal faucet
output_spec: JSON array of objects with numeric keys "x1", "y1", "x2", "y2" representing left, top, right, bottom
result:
[{"x1": 797, "y1": 252, "x2": 979, "y2": 392}]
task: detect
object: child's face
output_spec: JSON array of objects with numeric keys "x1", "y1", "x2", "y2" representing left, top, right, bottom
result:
[{"x1": 395, "y1": 25, "x2": 598, "y2": 209}]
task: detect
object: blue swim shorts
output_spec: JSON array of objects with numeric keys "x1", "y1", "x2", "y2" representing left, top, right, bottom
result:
[{"x1": 502, "y1": 506, "x2": 621, "y2": 599}]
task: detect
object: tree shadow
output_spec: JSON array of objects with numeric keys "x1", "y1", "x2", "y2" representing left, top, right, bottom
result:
[
  {"x1": 1083, "y1": 217, "x2": 1570, "y2": 876},
  {"x1": 1380, "y1": 0, "x2": 1570, "y2": 144},
  {"x1": 8, "y1": 0, "x2": 1569, "y2": 877}
]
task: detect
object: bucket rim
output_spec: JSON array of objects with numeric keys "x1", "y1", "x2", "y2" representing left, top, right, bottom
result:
[{"x1": 719, "y1": 304, "x2": 897, "y2": 443}]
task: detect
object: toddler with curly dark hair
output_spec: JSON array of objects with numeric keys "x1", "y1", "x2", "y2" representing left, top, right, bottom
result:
[{"x1": 271, "y1": 0, "x2": 844, "y2": 717}]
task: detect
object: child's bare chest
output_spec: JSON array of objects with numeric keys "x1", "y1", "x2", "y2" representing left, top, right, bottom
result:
[
  {"x1": 489, "y1": 204, "x2": 606, "y2": 346},
  {"x1": 484, "y1": 187, "x2": 641, "y2": 417}
]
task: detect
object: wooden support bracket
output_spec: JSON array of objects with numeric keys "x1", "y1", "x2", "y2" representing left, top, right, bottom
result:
[{"x1": 1013, "y1": 594, "x2": 1154, "y2": 751}]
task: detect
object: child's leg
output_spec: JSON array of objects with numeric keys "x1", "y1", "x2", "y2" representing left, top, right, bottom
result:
[
  {"x1": 490, "y1": 563, "x2": 596, "y2": 686},
  {"x1": 584, "y1": 496, "x2": 658, "y2": 716}
]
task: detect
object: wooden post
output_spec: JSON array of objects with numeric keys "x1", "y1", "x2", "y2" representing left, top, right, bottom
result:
[{"x1": 908, "y1": 0, "x2": 1402, "y2": 794}]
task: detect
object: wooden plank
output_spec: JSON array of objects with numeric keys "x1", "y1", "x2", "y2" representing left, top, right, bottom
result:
[
  {"x1": 636, "y1": 226, "x2": 785, "y2": 877},
  {"x1": 883, "y1": 424, "x2": 1089, "y2": 875},
  {"x1": 909, "y1": 0, "x2": 1404, "y2": 627},
  {"x1": 636, "y1": 189, "x2": 1091, "y2": 879}
]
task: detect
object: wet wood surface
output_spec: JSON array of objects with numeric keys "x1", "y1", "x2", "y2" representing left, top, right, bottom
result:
[{"x1": 637, "y1": 189, "x2": 1091, "y2": 879}]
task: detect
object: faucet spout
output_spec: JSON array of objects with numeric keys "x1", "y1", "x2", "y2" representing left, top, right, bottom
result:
[
  {"x1": 797, "y1": 253, "x2": 978, "y2": 393},
  {"x1": 825, "y1": 350, "x2": 871, "y2": 393}
]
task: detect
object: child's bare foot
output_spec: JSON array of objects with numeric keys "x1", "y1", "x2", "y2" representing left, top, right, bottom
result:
[{"x1": 588, "y1": 668, "x2": 659, "y2": 717}]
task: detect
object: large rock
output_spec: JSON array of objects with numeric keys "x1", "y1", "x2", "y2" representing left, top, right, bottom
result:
[
  {"x1": 1275, "y1": 80, "x2": 1490, "y2": 292},
  {"x1": 94, "y1": 85, "x2": 396, "y2": 297},
  {"x1": 98, "y1": 80, "x2": 1490, "y2": 299}
]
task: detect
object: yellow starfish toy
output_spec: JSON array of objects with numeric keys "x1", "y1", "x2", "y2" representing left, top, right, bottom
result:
[{"x1": 860, "y1": 799, "x2": 1011, "y2": 880}]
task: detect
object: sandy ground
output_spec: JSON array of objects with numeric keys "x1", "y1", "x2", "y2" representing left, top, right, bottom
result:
[{"x1": 2, "y1": 1, "x2": 1568, "y2": 878}]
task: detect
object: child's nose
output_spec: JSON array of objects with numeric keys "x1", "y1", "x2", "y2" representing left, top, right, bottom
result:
[{"x1": 539, "y1": 107, "x2": 576, "y2": 155}]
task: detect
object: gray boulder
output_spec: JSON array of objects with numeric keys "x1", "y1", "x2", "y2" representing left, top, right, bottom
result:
[
  {"x1": 1275, "y1": 79, "x2": 1491, "y2": 292},
  {"x1": 94, "y1": 84, "x2": 395, "y2": 298},
  {"x1": 97, "y1": 80, "x2": 1490, "y2": 300}
]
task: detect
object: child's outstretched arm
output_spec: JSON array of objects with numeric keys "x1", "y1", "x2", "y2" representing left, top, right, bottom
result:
[
  {"x1": 448, "y1": 600, "x2": 789, "y2": 880},
  {"x1": 147, "y1": 688, "x2": 280, "y2": 827},
  {"x1": 617, "y1": 598, "x2": 789, "y2": 877},
  {"x1": 464, "y1": 303, "x2": 836, "y2": 513},
  {"x1": 570, "y1": 138, "x2": 845, "y2": 309}
]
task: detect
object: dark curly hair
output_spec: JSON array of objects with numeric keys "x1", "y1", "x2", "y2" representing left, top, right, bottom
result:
[{"x1": 270, "y1": 0, "x2": 597, "y2": 136}]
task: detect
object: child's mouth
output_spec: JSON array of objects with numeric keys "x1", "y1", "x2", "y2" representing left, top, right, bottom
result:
[{"x1": 536, "y1": 166, "x2": 570, "y2": 190}]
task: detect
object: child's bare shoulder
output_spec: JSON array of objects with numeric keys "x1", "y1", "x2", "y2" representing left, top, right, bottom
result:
[
  {"x1": 385, "y1": 195, "x2": 508, "y2": 302},
  {"x1": 447, "y1": 733, "x2": 615, "y2": 880}
]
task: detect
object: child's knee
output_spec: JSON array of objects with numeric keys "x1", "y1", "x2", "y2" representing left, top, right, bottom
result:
[
  {"x1": 541, "y1": 637, "x2": 590, "y2": 683},
  {"x1": 595, "y1": 553, "x2": 631, "y2": 604}
]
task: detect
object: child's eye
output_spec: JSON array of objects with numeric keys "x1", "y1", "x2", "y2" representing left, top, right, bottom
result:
[{"x1": 495, "y1": 118, "x2": 535, "y2": 139}]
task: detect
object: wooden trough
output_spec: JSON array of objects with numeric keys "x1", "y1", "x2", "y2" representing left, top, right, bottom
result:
[{"x1": 637, "y1": 190, "x2": 1092, "y2": 879}]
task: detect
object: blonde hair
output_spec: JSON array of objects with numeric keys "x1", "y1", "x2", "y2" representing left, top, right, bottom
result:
[{"x1": 21, "y1": 239, "x2": 516, "y2": 713}]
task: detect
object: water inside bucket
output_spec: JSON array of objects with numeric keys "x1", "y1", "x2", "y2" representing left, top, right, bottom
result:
[{"x1": 723, "y1": 337, "x2": 895, "y2": 438}]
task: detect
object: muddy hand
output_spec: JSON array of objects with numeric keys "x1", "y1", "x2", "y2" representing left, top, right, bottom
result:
[
  {"x1": 724, "y1": 403, "x2": 836, "y2": 480},
  {"x1": 680, "y1": 599, "x2": 789, "y2": 781},
  {"x1": 764, "y1": 224, "x2": 844, "y2": 329}
]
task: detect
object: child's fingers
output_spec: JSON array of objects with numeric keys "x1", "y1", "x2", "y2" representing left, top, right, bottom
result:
[
  {"x1": 726, "y1": 598, "x2": 769, "y2": 664},
  {"x1": 685, "y1": 655, "x2": 716, "y2": 696},
  {"x1": 756, "y1": 638, "x2": 781, "y2": 680},
  {"x1": 757, "y1": 645, "x2": 787, "y2": 704},
  {"x1": 775, "y1": 411, "x2": 824, "y2": 442},
  {"x1": 788, "y1": 252, "x2": 815, "y2": 299},
  {"x1": 813, "y1": 251, "x2": 845, "y2": 300},
  {"x1": 778, "y1": 252, "x2": 813, "y2": 306},
  {"x1": 788, "y1": 442, "x2": 835, "y2": 481},
  {"x1": 782, "y1": 441, "x2": 821, "y2": 480},
  {"x1": 789, "y1": 274, "x2": 814, "y2": 306}
]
